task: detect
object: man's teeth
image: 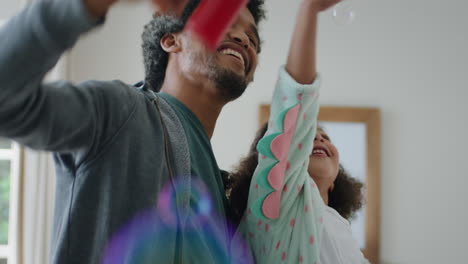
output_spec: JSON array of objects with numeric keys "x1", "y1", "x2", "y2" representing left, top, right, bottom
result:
[{"x1": 220, "y1": 48, "x2": 245, "y2": 67}]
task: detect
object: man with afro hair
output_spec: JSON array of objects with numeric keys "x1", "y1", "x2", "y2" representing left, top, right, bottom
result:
[{"x1": 0, "y1": 0, "x2": 265, "y2": 263}]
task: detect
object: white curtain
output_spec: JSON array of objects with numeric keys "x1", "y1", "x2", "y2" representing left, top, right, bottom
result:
[{"x1": 19, "y1": 150, "x2": 56, "y2": 264}]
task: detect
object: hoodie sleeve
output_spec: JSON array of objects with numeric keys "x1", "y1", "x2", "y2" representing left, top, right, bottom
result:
[{"x1": 0, "y1": 0, "x2": 136, "y2": 161}]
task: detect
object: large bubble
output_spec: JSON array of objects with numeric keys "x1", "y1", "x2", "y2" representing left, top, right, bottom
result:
[{"x1": 102, "y1": 177, "x2": 249, "y2": 263}]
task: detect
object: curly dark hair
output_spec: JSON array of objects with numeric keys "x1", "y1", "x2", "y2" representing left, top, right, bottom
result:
[
  {"x1": 142, "y1": 0, "x2": 266, "y2": 92},
  {"x1": 227, "y1": 122, "x2": 365, "y2": 226}
]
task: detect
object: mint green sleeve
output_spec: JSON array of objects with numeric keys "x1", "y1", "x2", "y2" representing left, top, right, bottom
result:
[{"x1": 233, "y1": 66, "x2": 326, "y2": 264}]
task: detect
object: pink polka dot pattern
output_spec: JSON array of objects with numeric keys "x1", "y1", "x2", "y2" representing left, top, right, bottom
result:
[
  {"x1": 281, "y1": 252, "x2": 287, "y2": 261},
  {"x1": 248, "y1": 232, "x2": 254, "y2": 238},
  {"x1": 309, "y1": 235, "x2": 314, "y2": 245},
  {"x1": 282, "y1": 96, "x2": 288, "y2": 101},
  {"x1": 299, "y1": 255, "x2": 304, "y2": 263},
  {"x1": 255, "y1": 184, "x2": 259, "y2": 189},
  {"x1": 298, "y1": 143, "x2": 303, "y2": 150},
  {"x1": 320, "y1": 216, "x2": 323, "y2": 224},
  {"x1": 304, "y1": 204, "x2": 309, "y2": 212},
  {"x1": 283, "y1": 184, "x2": 288, "y2": 192},
  {"x1": 265, "y1": 223, "x2": 269, "y2": 232},
  {"x1": 297, "y1": 93, "x2": 303, "y2": 101},
  {"x1": 276, "y1": 240, "x2": 281, "y2": 250},
  {"x1": 289, "y1": 218, "x2": 296, "y2": 227}
]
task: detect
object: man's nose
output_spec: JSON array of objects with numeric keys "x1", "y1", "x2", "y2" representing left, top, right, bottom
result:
[{"x1": 227, "y1": 28, "x2": 249, "y2": 49}]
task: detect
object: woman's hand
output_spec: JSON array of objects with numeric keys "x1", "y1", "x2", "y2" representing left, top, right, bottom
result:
[
  {"x1": 306, "y1": 0, "x2": 342, "y2": 12},
  {"x1": 285, "y1": 0, "x2": 342, "y2": 84}
]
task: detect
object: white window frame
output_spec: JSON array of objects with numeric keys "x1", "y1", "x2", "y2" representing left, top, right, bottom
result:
[{"x1": 0, "y1": 142, "x2": 20, "y2": 264}]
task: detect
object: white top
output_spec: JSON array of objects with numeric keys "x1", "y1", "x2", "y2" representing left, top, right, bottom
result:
[{"x1": 320, "y1": 206, "x2": 370, "y2": 264}]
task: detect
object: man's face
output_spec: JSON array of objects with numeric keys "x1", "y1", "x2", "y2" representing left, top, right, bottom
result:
[{"x1": 177, "y1": 8, "x2": 260, "y2": 101}]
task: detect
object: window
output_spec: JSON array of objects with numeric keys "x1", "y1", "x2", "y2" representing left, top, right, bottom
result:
[{"x1": 0, "y1": 138, "x2": 20, "y2": 264}]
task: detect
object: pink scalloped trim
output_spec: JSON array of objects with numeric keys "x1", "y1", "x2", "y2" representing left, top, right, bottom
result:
[
  {"x1": 262, "y1": 191, "x2": 282, "y2": 219},
  {"x1": 267, "y1": 160, "x2": 287, "y2": 190},
  {"x1": 261, "y1": 104, "x2": 301, "y2": 219}
]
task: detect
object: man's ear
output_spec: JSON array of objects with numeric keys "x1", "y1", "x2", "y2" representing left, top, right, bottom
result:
[{"x1": 160, "y1": 33, "x2": 182, "y2": 53}]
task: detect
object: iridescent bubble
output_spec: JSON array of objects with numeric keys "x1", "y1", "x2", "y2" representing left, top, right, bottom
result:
[
  {"x1": 102, "y1": 210, "x2": 164, "y2": 264},
  {"x1": 103, "y1": 177, "x2": 235, "y2": 263},
  {"x1": 157, "y1": 177, "x2": 214, "y2": 226},
  {"x1": 332, "y1": 1, "x2": 356, "y2": 25}
]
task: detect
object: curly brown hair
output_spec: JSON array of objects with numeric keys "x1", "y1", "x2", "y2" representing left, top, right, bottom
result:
[{"x1": 226, "y1": 122, "x2": 365, "y2": 226}]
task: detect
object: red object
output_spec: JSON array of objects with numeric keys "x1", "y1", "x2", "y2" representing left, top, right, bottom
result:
[{"x1": 186, "y1": 0, "x2": 249, "y2": 50}]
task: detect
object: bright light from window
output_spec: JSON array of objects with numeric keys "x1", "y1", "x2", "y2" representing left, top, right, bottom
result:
[{"x1": 0, "y1": 138, "x2": 19, "y2": 264}]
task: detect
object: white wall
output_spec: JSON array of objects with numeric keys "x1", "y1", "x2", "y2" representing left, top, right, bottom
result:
[{"x1": 69, "y1": 0, "x2": 468, "y2": 263}]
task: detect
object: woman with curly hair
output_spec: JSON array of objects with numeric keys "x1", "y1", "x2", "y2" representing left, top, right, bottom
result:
[{"x1": 226, "y1": 0, "x2": 370, "y2": 262}]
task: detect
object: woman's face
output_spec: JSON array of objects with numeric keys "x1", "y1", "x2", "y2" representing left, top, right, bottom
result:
[{"x1": 307, "y1": 128, "x2": 340, "y2": 190}]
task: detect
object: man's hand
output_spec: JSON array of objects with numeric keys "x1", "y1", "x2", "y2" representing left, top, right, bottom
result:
[
  {"x1": 83, "y1": 0, "x2": 119, "y2": 19},
  {"x1": 151, "y1": 0, "x2": 188, "y2": 17},
  {"x1": 83, "y1": 0, "x2": 189, "y2": 19}
]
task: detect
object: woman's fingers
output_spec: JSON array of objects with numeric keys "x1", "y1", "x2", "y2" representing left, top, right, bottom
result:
[{"x1": 308, "y1": 0, "x2": 343, "y2": 12}]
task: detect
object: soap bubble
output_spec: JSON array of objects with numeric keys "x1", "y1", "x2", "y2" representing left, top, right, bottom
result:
[
  {"x1": 102, "y1": 177, "x2": 239, "y2": 263},
  {"x1": 332, "y1": 1, "x2": 356, "y2": 25},
  {"x1": 157, "y1": 177, "x2": 213, "y2": 227}
]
